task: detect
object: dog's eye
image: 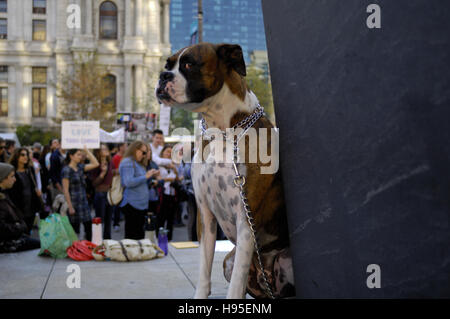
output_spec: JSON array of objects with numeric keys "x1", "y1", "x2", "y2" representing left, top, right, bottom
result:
[{"x1": 184, "y1": 63, "x2": 193, "y2": 70}]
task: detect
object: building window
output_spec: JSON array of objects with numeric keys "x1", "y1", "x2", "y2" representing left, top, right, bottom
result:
[
  {"x1": 0, "y1": 66, "x2": 7, "y2": 82},
  {"x1": 102, "y1": 74, "x2": 116, "y2": 110},
  {"x1": 0, "y1": 87, "x2": 7, "y2": 117},
  {"x1": 0, "y1": 19, "x2": 6, "y2": 39},
  {"x1": 0, "y1": 0, "x2": 7, "y2": 13},
  {"x1": 33, "y1": 0, "x2": 46, "y2": 14},
  {"x1": 32, "y1": 67, "x2": 47, "y2": 84},
  {"x1": 32, "y1": 20, "x2": 46, "y2": 41},
  {"x1": 32, "y1": 88, "x2": 46, "y2": 117},
  {"x1": 32, "y1": 67, "x2": 47, "y2": 118},
  {"x1": 99, "y1": 1, "x2": 117, "y2": 39}
]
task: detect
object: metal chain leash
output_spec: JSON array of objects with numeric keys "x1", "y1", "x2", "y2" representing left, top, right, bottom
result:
[
  {"x1": 231, "y1": 142, "x2": 275, "y2": 299},
  {"x1": 200, "y1": 104, "x2": 275, "y2": 298}
]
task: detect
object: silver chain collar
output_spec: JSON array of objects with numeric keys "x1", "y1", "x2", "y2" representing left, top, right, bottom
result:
[
  {"x1": 200, "y1": 104, "x2": 265, "y2": 143},
  {"x1": 200, "y1": 104, "x2": 275, "y2": 299}
]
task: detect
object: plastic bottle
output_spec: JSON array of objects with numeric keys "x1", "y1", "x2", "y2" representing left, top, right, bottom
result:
[
  {"x1": 92, "y1": 217, "x2": 103, "y2": 246},
  {"x1": 145, "y1": 213, "x2": 158, "y2": 246},
  {"x1": 158, "y1": 227, "x2": 168, "y2": 255}
]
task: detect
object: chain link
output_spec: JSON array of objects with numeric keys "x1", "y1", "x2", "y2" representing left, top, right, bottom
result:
[
  {"x1": 200, "y1": 104, "x2": 274, "y2": 298},
  {"x1": 232, "y1": 143, "x2": 275, "y2": 299},
  {"x1": 200, "y1": 104, "x2": 265, "y2": 141}
]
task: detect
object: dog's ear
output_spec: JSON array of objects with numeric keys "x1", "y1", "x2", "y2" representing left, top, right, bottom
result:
[{"x1": 216, "y1": 44, "x2": 246, "y2": 77}]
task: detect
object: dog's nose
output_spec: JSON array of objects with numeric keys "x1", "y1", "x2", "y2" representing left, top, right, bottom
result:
[{"x1": 160, "y1": 71, "x2": 174, "y2": 82}]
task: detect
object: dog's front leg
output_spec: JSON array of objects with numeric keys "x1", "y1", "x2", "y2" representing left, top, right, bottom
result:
[
  {"x1": 194, "y1": 204, "x2": 217, "y2": 298},
  {"x1": 227, "y1": 211, "x2": 254, "y2": 299}
]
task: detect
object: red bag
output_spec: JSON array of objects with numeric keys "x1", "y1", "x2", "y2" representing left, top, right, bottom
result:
[{"x1": 67, "y1": 240, "x2": 97, "y2": 261}]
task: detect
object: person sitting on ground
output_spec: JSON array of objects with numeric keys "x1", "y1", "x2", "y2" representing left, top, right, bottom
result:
[{"x1": 0, "y1": 163, "x2": 40, "y2": 253}]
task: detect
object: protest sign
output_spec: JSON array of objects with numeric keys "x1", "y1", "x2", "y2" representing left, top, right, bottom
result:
[{"x1": 61, "y1": 121, "x2": 100, "y2": 149}]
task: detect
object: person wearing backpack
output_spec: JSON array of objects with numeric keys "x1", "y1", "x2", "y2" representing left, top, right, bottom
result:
[{"x1": 119, "y1": 141, "x2": 159, "y2": 240}]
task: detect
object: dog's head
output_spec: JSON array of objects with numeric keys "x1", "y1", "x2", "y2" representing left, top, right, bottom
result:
[{"x1": 156, "y1": 43, "x2": 247, "y2": 111}]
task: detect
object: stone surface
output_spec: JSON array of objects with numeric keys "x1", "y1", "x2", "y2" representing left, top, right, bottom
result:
[
  {"x1": 262, "y1": 0, "x2": 450, "y2": 298},
  {"x1": 0, "y1": 223, "x2": 236, "y2": 299}
]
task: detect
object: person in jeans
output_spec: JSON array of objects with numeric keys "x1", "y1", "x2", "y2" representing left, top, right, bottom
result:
[
  {"x1": 90, "y1": 144, "x2": 114, "y2": 239},
  {"x1": 62, "y1": 148, "x2": 99, "y2": 241},
  {"x1": 119, "y1": 141, "x2": 159, "y2": 239},
  {"x1": 0, "y1": 163, "x2": 40, "y2": 253}
]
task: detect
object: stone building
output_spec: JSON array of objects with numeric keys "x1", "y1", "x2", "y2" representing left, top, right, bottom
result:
[{"x1": 0, "y1": 0, "x2": 171, "y2": 131}]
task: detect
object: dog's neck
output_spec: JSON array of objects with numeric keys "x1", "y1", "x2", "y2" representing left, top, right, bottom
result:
[{"x1": 197, "y1": 83, "x2": 259, "y2": 131}]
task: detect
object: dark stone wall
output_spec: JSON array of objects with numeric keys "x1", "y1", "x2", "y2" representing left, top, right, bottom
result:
[{"x1": 261, "y1": 0, "x2": 450, "y2": 298}]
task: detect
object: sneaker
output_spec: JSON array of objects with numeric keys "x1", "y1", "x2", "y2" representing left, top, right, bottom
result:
[{"x1": 114, "y1": 225, "x2": 120, "y2": 232}]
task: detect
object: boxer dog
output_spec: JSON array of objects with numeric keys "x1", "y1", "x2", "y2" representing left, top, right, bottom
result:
[{"x1": 156, "y1": 43, "x2": 295, "y2": 299}]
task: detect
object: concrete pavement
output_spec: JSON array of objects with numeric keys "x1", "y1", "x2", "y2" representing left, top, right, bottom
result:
[{"x1": 0, "y1": 222, "x2": 241, "y2": 299}]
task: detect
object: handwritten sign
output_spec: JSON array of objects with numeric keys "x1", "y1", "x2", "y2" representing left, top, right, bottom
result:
[{"x1": 61, "y1": 121, "x2": 100, "y2": 149}]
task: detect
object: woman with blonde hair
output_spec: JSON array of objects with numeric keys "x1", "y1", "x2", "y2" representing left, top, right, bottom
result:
[{"x1": 119, "y1": 141, "x2": 159, "y2": 239}]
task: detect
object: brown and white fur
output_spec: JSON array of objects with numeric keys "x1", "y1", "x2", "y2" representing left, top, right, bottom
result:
[{"x1": 156, "y1": 43, "x2": 295, "y2": 299}]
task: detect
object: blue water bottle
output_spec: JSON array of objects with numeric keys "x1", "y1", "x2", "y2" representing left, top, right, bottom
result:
[{"x1": 158, "y1": 227, "x2": 168, "y2": 255}]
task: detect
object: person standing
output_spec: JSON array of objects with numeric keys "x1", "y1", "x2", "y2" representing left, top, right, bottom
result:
[
  {"x1": 4, "y1": 140, "x2": 15, "y2": 163},
  {"x1": 0, "y1": 163, "x2": 40, "y2": 253},
  {"x1": 0, "y1": 137, "x2": 6, "y2": 163},
  {"x1": 146, "y1": 145, "x2": 163, "y2": 215},
  {"x1": 8, "y1": 148, "x2": 42, "y2": 232},
  {"x1": 119, "y1": 141, "x2": 158, "y2": 239},
  {"x1": 62, "y1": 148, "x2": 99, "y2": 241},
  {"x1": 157, "y1": 145, "x2": 180, "y2": 241},
  {"x1": 111, "y1": 143, "x2": 127, "y2": 231},
  {"x1": 39, "y1": 145, "x2": 52, "y2": 210},
  {"x1": 90, "y1": 144, "x2": 114, "y2": 239},
  {"x1": 49, "y1": 139, "x2": 65, "y2": 199},
  {"x1": 150, "y1": 129, "x2": 173, "y2": 168}
]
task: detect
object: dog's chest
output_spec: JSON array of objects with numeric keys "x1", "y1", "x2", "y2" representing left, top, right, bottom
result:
[{"x1": 192, "y1": 138, "x2": 247, "y2": 243}]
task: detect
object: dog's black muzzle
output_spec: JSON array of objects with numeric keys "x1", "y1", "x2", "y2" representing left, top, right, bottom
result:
[{"x1": 156, "y1": 72, "x2": 175, "y2": 102}]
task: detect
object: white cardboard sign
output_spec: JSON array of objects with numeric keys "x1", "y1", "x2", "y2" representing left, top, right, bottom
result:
[{"x1": 61, "y1": 121, "x2": 100, "y2": 149}]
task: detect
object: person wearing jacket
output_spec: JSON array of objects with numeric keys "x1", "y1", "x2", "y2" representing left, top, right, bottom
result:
[
  {"x1": 0, "y1": 163, "x2": 40, "y2": 253},
  {"x1": 146, "y1": 145, "x2": 163, "y2": 215},
  {"x1": 8, "y1": 148, "x2": 43, "y2": 232},
  {"x1": 119, "y1": 141, "x2": 159, "y2": 239},
  {"x1": 90, "y1": 144, "x2": 114, "y2": 239}
]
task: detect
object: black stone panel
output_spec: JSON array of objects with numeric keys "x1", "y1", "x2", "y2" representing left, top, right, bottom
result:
[{"x1": 262, "y1": 0, "x2": 450, "y2": 298}]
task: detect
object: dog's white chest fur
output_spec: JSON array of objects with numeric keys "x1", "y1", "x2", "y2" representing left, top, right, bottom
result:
[{"x1": 192, "y1": 137, "x2": 248, "y2": 243}]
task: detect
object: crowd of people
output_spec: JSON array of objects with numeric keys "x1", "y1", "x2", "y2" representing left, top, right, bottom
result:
[{"x1": 0, "y1": 129, "x2": 201, "y2": 254}]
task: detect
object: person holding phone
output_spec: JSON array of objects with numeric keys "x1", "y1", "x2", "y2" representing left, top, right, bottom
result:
[{"x1": 119, "y1": 141, "x2": 159, "y2": 239}]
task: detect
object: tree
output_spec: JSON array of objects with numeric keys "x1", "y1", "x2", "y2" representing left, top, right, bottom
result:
[
  {"x1": 246, "y1": 64, "x2": 276, "y2": 125},
  {"x1": 16, "y1": 125, "x2": 60, "y2": 147},
  {"x1": 54, "y1": 52, "x2": 116, "y2": 130}
]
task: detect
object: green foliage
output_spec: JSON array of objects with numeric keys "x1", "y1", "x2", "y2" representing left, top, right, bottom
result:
[
  {"x1": 246, "y1": 65, "x2": 276, "y2": 125},
  {"x1": 170, "y1": 107, "x2": 195, "y2": 134},
  {"x1": 16, "y1": 125, "x2": 60, "y2": 147}
]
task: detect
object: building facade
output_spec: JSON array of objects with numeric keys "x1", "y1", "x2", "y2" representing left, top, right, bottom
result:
[
  {"x1": 170, "y1": 0, "x2": 267, "y2": 63},
  {"x1": 0, "y1": 0, "x2": 171, "y2": 132}
]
